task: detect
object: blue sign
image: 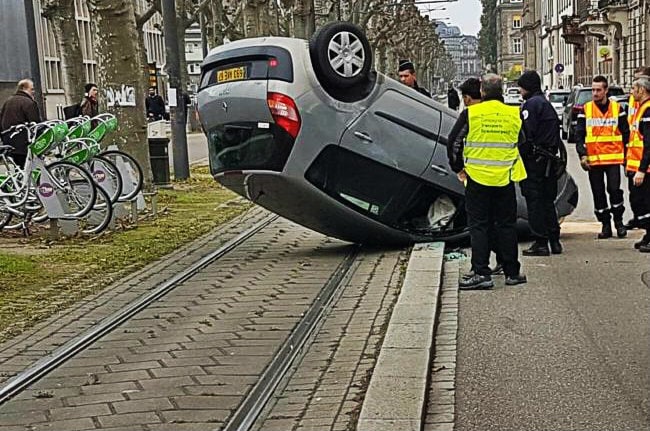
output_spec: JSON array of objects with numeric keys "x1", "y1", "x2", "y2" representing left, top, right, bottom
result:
[{"x1": 554, "y1": 63, "x2": 565, "y2": 74}]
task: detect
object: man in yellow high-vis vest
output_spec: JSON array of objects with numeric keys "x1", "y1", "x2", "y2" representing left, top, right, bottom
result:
[
  {"x1": 449, "y1": 74, "x2": 528, "y2": 290},
  {"x1": 624, "y1": 66, "x2": 650, "y2": 230},
  {"x1": 575, "y1": 75, "x2": 629, "y2": 239}
]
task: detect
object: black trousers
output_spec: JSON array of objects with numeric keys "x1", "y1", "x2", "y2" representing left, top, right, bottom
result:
[
  {"x1": 465, "y1": 177, "x2": 520, "y2": 277},
  {"x1": 628, "y1": 172, "x2": 650, "y2": 237},
  {"x1": 520, "y1": 162, "x2": 560, "y2": 240},
  {"x1": 588, "y1": 164, "x2": 624, "y2": 222}
]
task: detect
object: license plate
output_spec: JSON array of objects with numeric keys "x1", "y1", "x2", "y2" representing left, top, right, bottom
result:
[{"x1": 217, "y1": 66, "x2": 246, "y2": 83}]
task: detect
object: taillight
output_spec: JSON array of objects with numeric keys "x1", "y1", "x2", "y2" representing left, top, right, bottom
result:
[
  {"x1": 267, "y1": 92, "x2": 301, "y2": 138},
  {"x1": 268, "y1": 58, "x2": 278, "y2": 68},
  {"x1": 572, "y1": 104, "x2": 583, "y2": 113}
]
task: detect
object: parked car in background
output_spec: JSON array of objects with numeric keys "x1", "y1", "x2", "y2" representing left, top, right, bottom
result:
[
  {"x1": 504, "y1": 87, "x2": 523, "y2": 105},
  {"x1": 562, "y1": 85, "x2": 625, "y2": 142},
  {"x1": 547, "y1": 89, "x2": 571, "y2": 120}
]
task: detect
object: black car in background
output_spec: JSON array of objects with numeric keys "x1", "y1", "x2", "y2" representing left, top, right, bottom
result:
[{"x1": 562, "y1": 85, "x2": 625, "y2": 142}]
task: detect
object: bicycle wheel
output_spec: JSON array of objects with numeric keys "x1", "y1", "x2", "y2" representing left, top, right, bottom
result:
[
  {"x1": 88, "y1": 155, "x2": 123, "y2": 204},
  {"x1": 75, "y1": 181, "x2": 113, "y2": 234},
  {"x1": 45, "y1": 161, "x2": 96, "y2": 219},
  {"x1": 100, "y1": 150, "x2": 143, "y2": 201}
]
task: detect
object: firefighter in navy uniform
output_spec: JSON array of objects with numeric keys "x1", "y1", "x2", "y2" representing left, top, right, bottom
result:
[
  {"x1": 624, "y1": 66, "x2": 650, "y2": 230},
  {"x1": 517, "y1": 70, "x2": 564, "y2": 256},
  {"x1": 626, "y1": 76, "x2": 650, "y2": 252},
  {"x1": 575, "y1": 75, "x2": 629, "y2": 239}
]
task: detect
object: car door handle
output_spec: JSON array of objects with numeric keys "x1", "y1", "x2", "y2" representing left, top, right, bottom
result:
[
  {"x1": 430, "y1": 164, "x2": 449, "y2": 175},
  {"x1": 353, "y1": 131, "x2": 373, "y2": 142}
]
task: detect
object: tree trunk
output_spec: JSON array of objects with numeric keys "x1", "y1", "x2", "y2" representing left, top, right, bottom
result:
[
  {"x1": 42, "y1": 0, "x2": 86, "y2": 105},
  {"x1": 90, "y1": 0, "x2": 153, "y2": 185}
]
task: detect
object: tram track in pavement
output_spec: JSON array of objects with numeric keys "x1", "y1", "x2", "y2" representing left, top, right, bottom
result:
[
  {"x1": 0, "y1": 214, "x2": 279, "y2": 406},
  {"x1": 0, "y1": 210, "x2": 399, "y2": 431}
]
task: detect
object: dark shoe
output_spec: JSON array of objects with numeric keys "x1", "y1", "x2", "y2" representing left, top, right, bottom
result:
[
  {"x1": 549, "y1": 239, "x2": 563, "y2": 254},
  {"x1": 598, "y1": 222, "x2": 613, "y2": 239},
  {"x1": 639, "y1": 243, "x2": 650, "y2": 253},
  {"x1": 624, "y1": 218, "x2": 639, "y2": 230},
  {"x1": 505, "y1": 274, "x2": 527, "y2": 286},
  {"x1": 461, "y1": 270, "x2": 476, "y2": 280},
  {"x1": 614, "y1": 221, "x2": 627, "y2": 238},
  {"x1": 634, "y1": 236, "x2": 650, "y2": 250},
  {"x1": 490, "y1": 263, "x2": 504, "y2": 275},
  {"x1": 459, "y1": 274, "x2": 494, "y2": 290},
  {"x1": 523, "y1": 241, "x2": 550, "y2": 256}
]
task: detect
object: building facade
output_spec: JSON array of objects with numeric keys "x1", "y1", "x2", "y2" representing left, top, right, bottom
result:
[
  {"x1": 521, "y1": 0, "x2": 648, "y2": 89},
  {"x1": 496, "y1": 0, "x2": 525, "y2": 80},
  {"x1": 435, "y1": 22, "x2": 482, "y2": 85}
]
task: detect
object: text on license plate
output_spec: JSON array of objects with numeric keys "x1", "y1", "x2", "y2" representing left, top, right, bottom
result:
[{"x1": 217, "y1": 67, "x2": 246, "y2": 83}]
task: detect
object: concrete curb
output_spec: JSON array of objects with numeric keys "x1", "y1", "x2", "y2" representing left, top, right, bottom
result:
[{"x1": 357, "y1": 242, "x2": 444, "y2": 431}]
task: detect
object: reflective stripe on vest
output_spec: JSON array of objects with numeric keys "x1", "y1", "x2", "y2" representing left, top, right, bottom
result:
[
  {"x1": 464, "y1": 100, "x2": 527, "y2": 186},
  {"x1": 626, "y1": 99, "x2": 650, "y2": 173},
  {"x1": 628, "y1": 94, "x2": 637, "y2": 127},
  {"x1": 584, "y1": 101, "x2": 624, "y2": 166}
]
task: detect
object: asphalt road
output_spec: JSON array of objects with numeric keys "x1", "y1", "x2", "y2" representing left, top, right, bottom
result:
[
  {"x1": 168, "y1": 132, "x2": 209, "y2": 167},
  {"x1": 455, "y1": 142, "x2": 650, "y2": 430}
]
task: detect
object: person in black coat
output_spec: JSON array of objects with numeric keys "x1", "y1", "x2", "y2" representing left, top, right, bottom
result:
[
  {"x1": 447, "y1": 85, "x2": 460, "y2": 111},
  {"x1": 0, "y1": 79, "x2": 41, "y2": 168},
  {"x1": 146, "y1": 87, "x2": 167, "y2": 121},
  {"x1": 517, "y1": 70, "x2": 563, "y2": 256},
  {"x1": 397, "y1": 60, "x2": 431, "y2": 98}
]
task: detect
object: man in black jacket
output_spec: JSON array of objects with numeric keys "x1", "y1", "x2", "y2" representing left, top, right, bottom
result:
[
  {"x1": 146, "y1": 87, "x2": 167, "y2": 121},
  {"x1": 517, "y1": 70, "x2": 563, "y2": 256},
  {"x1": 397, "y1": 60, "x2": 431, "y2": 98},
  {"x1": 0, "y1": 79, "x2": 41, "y2": 168}
]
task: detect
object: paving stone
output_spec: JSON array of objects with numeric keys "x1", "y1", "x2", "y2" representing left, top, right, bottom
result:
[
  {"x1": 372, "y1": 347, "x2": 430, "y2": 380},
  {"x1": 172, "y1": 395, "x2": 240, "y2": 410},
  {"x1": 357, "y1": 418, "x2": 421, "y2": 431},
  {"x1": 161, "y1": 409, "x2": 231, "y2": 423},
  {"x1": 49, "y1": 403, "x2": 111, "y2": 420},
  {"x1": 111, "y1": 397, "x2": 174, "y2": 413},
  {"x1": 66, "y1": 392, "x2": 126, "y2": 406},
  {"x1": 30, "y1": 417, "x2": 97, "y2": 431},
  {"x1": 97, "y1": 412, "x2": 161, "y2": 427}
]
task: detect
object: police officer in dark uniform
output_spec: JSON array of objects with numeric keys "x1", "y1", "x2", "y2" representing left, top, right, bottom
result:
[
  {"x1": 517, "y1": 70, "x2": 563, "y2": 256},
  {"x1": 397, "y1": 60, "x2": 431, "y2": 98}
]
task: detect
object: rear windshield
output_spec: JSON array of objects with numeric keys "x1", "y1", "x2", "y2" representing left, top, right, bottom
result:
[
  {"x1": 506, "y1": 88, "x2": 519, "y2": 94},
  {"x1": 199, "y1": 46, "x2": 293, "y2": 90},
  {"x1": 548, "y1": 92, "x2": 569, "y2": 103}
]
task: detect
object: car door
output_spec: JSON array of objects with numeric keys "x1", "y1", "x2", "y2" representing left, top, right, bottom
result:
[{"x1": 339, "y1": 88, "x2": 441, "y2": 179}]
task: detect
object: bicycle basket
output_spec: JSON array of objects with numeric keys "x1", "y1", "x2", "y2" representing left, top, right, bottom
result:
[
  {"x1": 30, "y1": 128, "x2": 55, "y2": 156},
  {"x1": 64, "y1": 148, "x2": 91, "y2": 165},
  {"x1": 67, "y1": 119, "x2": 92, "y2": 139},
  {"x1": 52, "y1": 122, "x2": 69, "y2": 143},
  {"x1": 88, "y1": 123, "x2": 107, "y2": 142}
]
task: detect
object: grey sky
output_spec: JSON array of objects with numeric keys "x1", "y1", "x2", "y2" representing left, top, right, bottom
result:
[{"x1": 419, "y1": 0, "x2": 482, "y2": 36}]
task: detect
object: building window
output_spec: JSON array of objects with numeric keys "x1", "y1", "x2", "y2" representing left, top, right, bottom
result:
[
  {"x1": 513, "y1": 15, "x2": 521, "y2": 29},
  {"x1": 512, "y1": 38, "x2": 522, "y2": 54}
]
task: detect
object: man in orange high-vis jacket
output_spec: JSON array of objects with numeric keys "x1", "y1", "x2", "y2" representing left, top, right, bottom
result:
[
  {"x1": 576, "y1": 75, "x2": 629, "y2": 239},
  {"x1": 626, "y1": 76, "x2": 650, "y2": 251},
  {"x1": 624, "y1": 66, "x2": 650, "y2": 230}
]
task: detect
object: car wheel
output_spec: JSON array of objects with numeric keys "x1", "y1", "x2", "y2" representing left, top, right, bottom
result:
[{"x1": 309, "y1": 21, "x2": 372, "y2": 89}]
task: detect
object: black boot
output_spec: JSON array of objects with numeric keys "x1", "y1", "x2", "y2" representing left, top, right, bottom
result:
[
  {"x1": 549, "y1": 238, "x2": 563, "y2": 254},
  {"x1": 634, "y1": 234, "x2": 650, "y2": 250},
  {"x1": 598, "y1": 222, "x2": 613, "y2": 239},
  {"x1": 523, "y1": 240, "x2": 550, "y2": 256},
  {"x1": 614, "y1": 220, "x2": 627, "y2": 238},
  {"x1": 624, "y1": 218, "x2": 639, "y2": 230}
]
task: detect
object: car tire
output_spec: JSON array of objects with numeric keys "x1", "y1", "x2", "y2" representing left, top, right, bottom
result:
[
  {"x1": 561, "y1": 127, "x2": 567, "y2": 140},
  {"x1": 309, "y1": 22, "x2": 373, "y2": 89}
]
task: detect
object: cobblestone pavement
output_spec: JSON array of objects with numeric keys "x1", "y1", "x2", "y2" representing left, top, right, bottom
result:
[
  {"x1": 424, "y1": 259, "x2": 459, "y2": 431},
  {"x1": 255, "y1": 248, "x2": 407, "y2": 431},
  {"x1": 0, "y1": 205, "x2": 270, "y2": 385},
  {"x1": 0, "y1": 209, "x2": 410, "y2": 430}
]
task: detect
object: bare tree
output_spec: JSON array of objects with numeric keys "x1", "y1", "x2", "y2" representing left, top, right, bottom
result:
[{"x1": 90, "y1": 0, "x2": 153, "y2": 183}]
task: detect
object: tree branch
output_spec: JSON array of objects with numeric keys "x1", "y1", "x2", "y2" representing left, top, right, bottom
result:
[{"x1": 136, "y1": 0, "x2": 161, "y2": 29}]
